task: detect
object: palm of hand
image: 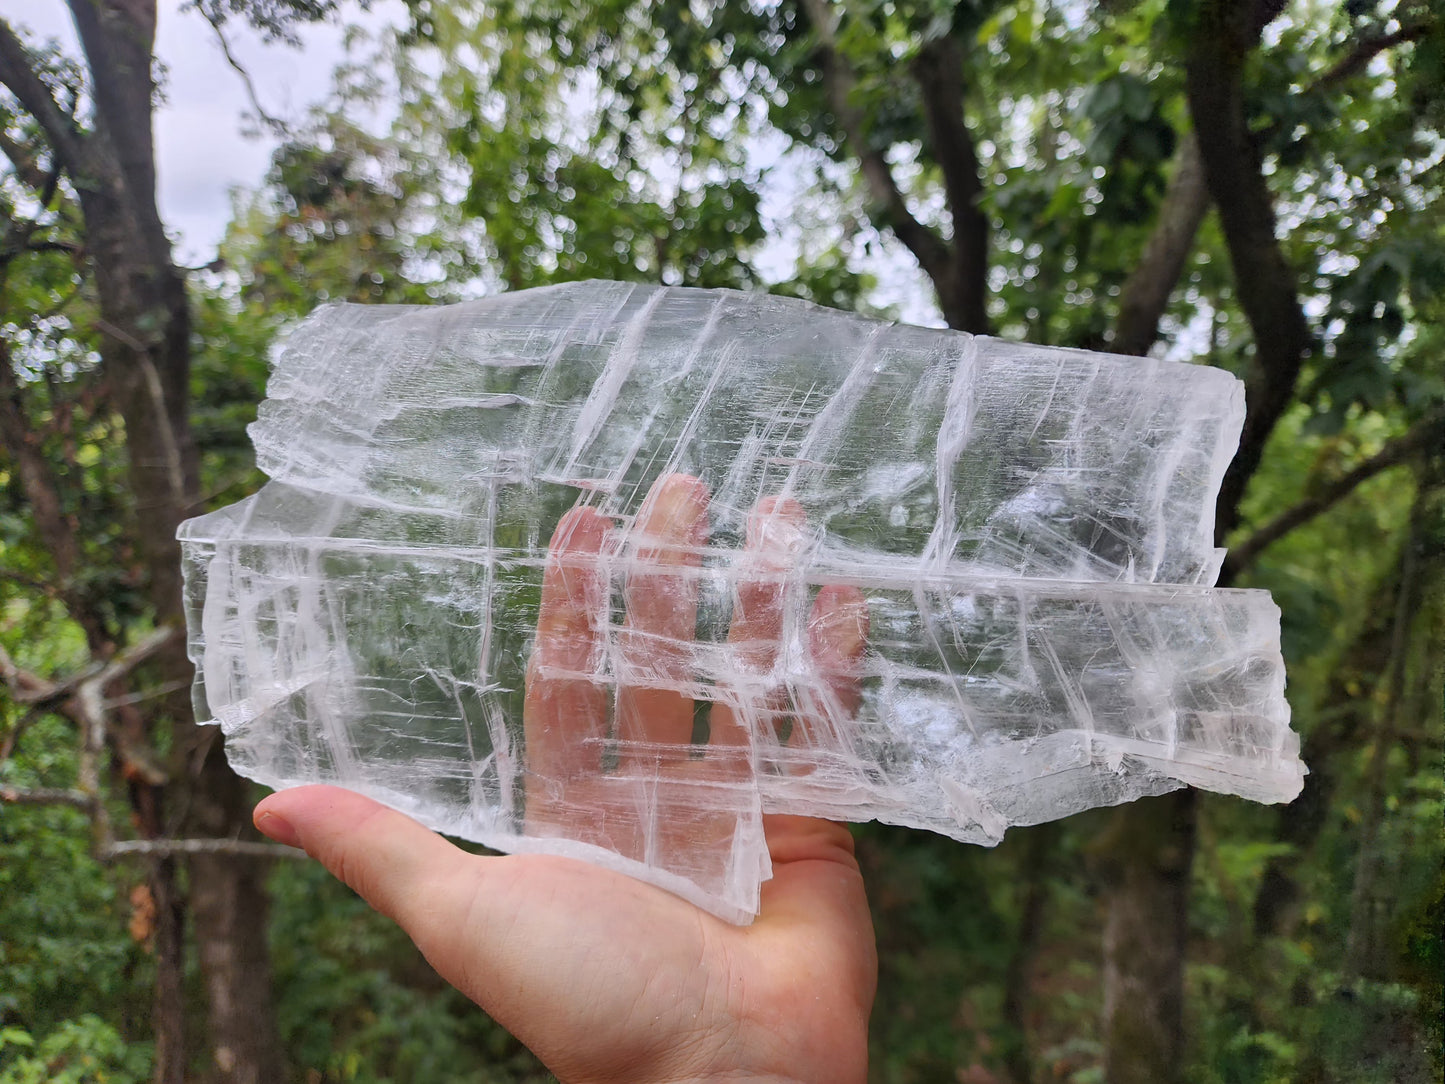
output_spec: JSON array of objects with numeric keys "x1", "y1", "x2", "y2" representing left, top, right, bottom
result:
[
  {"x1": 256, "y1": 476, "x2": 877, "y2": 1083},
  {"x1": 414, "y1": 815, "x2": 874, "y2": 1084}
]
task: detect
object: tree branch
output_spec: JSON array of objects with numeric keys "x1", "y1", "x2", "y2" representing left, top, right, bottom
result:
[
  {"x1": 1185, "y1": 0, "x2": 1312, "y2": 545},
  {"x1": 101, "y1": 838, "x2": 307, "y2": 860},
  {"x1": 91, "y1": 316, "x2": 148, "y2": 353},
  {"x1": 0, "y1": 339, "x2": 109, "y2": 650},
  {"x1": 910, "y1": 35, "x2": 990, "y2": 333},
  {"x1": 0, "y1": 125, "x2": 47, "y2": 189},
  {"x1": 0, "y1": 704, "x2": 47, "y2": 762},
  {"x1": 0, "y1": 238, "x2": 83, "y2": 266},
  {"x1": 2, "y1": 625, "x2": 179, "y2": 852},
  {"x1": 1315, "y1": 21, "x2": 1431, "y2": 92},
  {"x1": 1255, "y1": 20, "x2": 1434, "y2": 146},
  {"x1": 92, "y1": 627, "x2": 185, "y2": 687},
  {"x1": 0, "y1": 799, "x2": 299, "y2": 859},
  {"x1": 0, "y1": 643, "x2": 65, "y2": 701},
  {"x1": 0, "y1": 785, "x2": 95, "y2": 809},
  {"x1": 104, "y1": 678, "x2": 193, "y2": 710},
  {"x1": 0, "y1": 627, "x2": 178, "y2": 757},
  {"x1": 1112, "y1": 130, "x2": 1209, "y2": 356},
  {"x1": 798, "y1": 0, "x2": 954, "y2": 302},
  {"x1": 194, "y1": 1, "x2": 288, "y2": 136},
  {"x1": 0, "y1": 19, "x2": 89, "y2": 175},
  {"x1": 0, "y1": 126, "x2": 62, "y2": 219},
  {"x1": 1223, "y1": 409, "x2": 1445, "y2": 578}
]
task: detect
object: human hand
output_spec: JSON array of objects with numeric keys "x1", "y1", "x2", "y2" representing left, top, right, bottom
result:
[{"x1": 254, "y1": 474, "x2": 878, "y2": 1084}]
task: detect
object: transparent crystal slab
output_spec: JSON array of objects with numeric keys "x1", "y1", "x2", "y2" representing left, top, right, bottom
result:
[{"x1": 179, "y1": 282, "x2": 1302, "y2": 923}]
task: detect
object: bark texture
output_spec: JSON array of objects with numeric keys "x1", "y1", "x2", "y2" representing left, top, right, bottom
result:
[
  {"x1": 1096, "y1": 790, "x2": 1197, "y2": 1084},
  {"x1": 1092, "y1": 1, "x2": 1312, "y2": 1077},
  {"x1": 0, "y1": 5, "x2": 283, "y2": 1081},
  {"x1": 1112, "y1": 131, "x2": 1208, "y2": 358},
  {"x1": 801, "y1": 0, "x2": 990, "y2": 333},
  {"x1": 1184, "y1": 0, "x2": 1312, "y2": 540}
]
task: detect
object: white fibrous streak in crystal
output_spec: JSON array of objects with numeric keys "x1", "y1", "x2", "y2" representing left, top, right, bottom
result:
[{"x1": 179, "y1": 282, "x2": 1302, "y2": 924}]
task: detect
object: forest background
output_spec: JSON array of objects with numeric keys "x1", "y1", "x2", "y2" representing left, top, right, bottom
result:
[{"x1": 0, "y1": 1, "x2": 1441, "y2": 1082}]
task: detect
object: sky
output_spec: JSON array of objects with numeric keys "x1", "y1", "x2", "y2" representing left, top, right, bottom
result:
[
  {"x1": 0, "y1": 1, "x2": 940, "y2": 324},
  {"x1": 0, "y1": 0, "x2": 406, "y2": 264}
]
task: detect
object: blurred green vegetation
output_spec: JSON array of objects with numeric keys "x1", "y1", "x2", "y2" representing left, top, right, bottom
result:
[{"x1": 1, "y1": 0, "x2": 1441, "y2": 1081}]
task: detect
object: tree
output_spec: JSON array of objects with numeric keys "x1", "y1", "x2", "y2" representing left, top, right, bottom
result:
[
  {"x1": 391, "y1": 0, "x2": 1442, "y2": 1079},
  {"x1": 3, "y1": 0, "x2": 1441, "y2": 1080},
  {"x1": 0, "y1": 4, "x2": 362, "y2": 1082}
]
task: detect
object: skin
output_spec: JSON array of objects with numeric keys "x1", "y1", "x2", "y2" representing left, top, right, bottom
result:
[{"x1": 255, "y1": 474, "x2": 878, "y2": 1084}]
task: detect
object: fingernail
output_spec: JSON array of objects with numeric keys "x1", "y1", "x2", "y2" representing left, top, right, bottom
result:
[
  {"x1": 812, "y1": 586, "x2": 870, "y2": 658},
  {"x1": 652, "y1": 475, "x2": 709, "y2": 530},
  {"x1": 749, "y1": 497, "x2": 806, "y2": 556},
  {"x1": 255, "y1": 809, "x2": 301, "y2": 849}
]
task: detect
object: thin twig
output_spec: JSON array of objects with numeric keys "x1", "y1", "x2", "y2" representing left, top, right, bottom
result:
[
  {"x1": 0, "y1": 703, "x2": 47, "y2": 762},
  {"x1": 1225, "y1": 410, "x2": 1445, "y2": 577},
  {"x1": 103, "y1": 678, "x2": 192, "y2": 710},
  {"x1": 101, "y1": 838, "x2": 305, "y2": 860},
  {"x1": 91, "y1": 317, "x2": 148, "y2": 353},
  {"x1": 0, "y1": 785, "x2": 95, "y2": 809},
  {"x1": 194, "y1": 3, "x2": 289, "y2": 136}
]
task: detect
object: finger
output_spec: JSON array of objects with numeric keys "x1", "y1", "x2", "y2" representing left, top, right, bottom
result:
[
  {"x1": 533, "y1": 507, "x2": 610, "y2": 668},
  {"x1": 755, "y1": 813, "x2": 878, "y2": 1028},
  {"x1": 255, "y1": 786, "x2": 475, "y2": 935},
  {"x1": 524, "y1": 506, "x2": 610, "y2": 797},
  {"x1": 729, "y1": 497, "x2": 806, "y2": 666},
  {"x1": 794, "y1": 584, "x2": 868, "y2": 750},
  {"x1": 616, "y1": 474, "x2": 709, "y2": 749},
  {"x1": 711, "y1": 496, "x2": 807, "y2": 749}
]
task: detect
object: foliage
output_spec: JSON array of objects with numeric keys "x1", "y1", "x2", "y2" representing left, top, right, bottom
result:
[
  {"x1": 186, "y1": 0, "x2": 372, "y2": 45},
  {"x1": 222, "y1": 110, "x2": 464, "y2": 313},
  {"x1": 0, "y1": 1016, "x2": 150, "y2": 1084},
  {"x1": 0, "y1": 0, "x2": 1441, "y2": 1081},
  {"x1": 399, "y1": 0, "x2": 772, "y2": 291},
  {"x1": 266, "y1": 861, "x2": 552, "y2": 1082},
  {"x1": 0, "y1": 728, "x2": 146, "y2": 1040}
]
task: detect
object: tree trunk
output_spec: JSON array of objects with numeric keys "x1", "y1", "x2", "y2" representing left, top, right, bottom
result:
[
  {"x1": 0, "y1": 342, "x2": 110, "y2": 652},
  {"x1": 151, "y1": 858, "x2": 188, "y2": 1084},
  {"x1": 1112, "y1": 131, "x2": 1208, "y2": 358},
  {"x1": 1095, "y1": 791, "x2": 1197, "y2": 1084},
  {"x1": 1095, "y1": 2, "x2": 1311, "y2": 1078},
  {"x1": 1183, "y1": 0, "x2": 1311, "y2": 539},
  {"x1": 1251, "y1": 540, "x2": 1403, "y2": 939},
  {"x1": 1344, "y1": 471, "x2": 1431, "y2": 978},
  {"x1": 999, "y1": 823, "x2": 1056, "y2": 1084},
  {"x1": 0, "y1": 4, "x2": 288, "y2": 1080},
  {"x1": 186, "y1": 736, "x2": 286, "y2": 1084},
  {"x1": 911, "y1": 35, "x2": 991, "y2": 335},
  {"x1": 87, "y1": 202, "x2": 285, "y2": 1084},
  {"x1": 86, "y1": 151, "x2": 286, "y2": 1084}
]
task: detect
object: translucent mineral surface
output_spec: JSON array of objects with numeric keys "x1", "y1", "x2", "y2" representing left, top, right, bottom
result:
[{"x1": 179, "y1": 281, "x2": 1303, "y2": 922}]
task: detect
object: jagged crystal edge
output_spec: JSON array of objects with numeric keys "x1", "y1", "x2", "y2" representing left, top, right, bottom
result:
[{"x1": 179, "y1": 281, "x2": 1302, "y2": 923}]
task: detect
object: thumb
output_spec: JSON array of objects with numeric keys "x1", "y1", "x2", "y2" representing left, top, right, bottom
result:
[{"x1": 254, "y1": 785, "x2": 474, "y2": 935}]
